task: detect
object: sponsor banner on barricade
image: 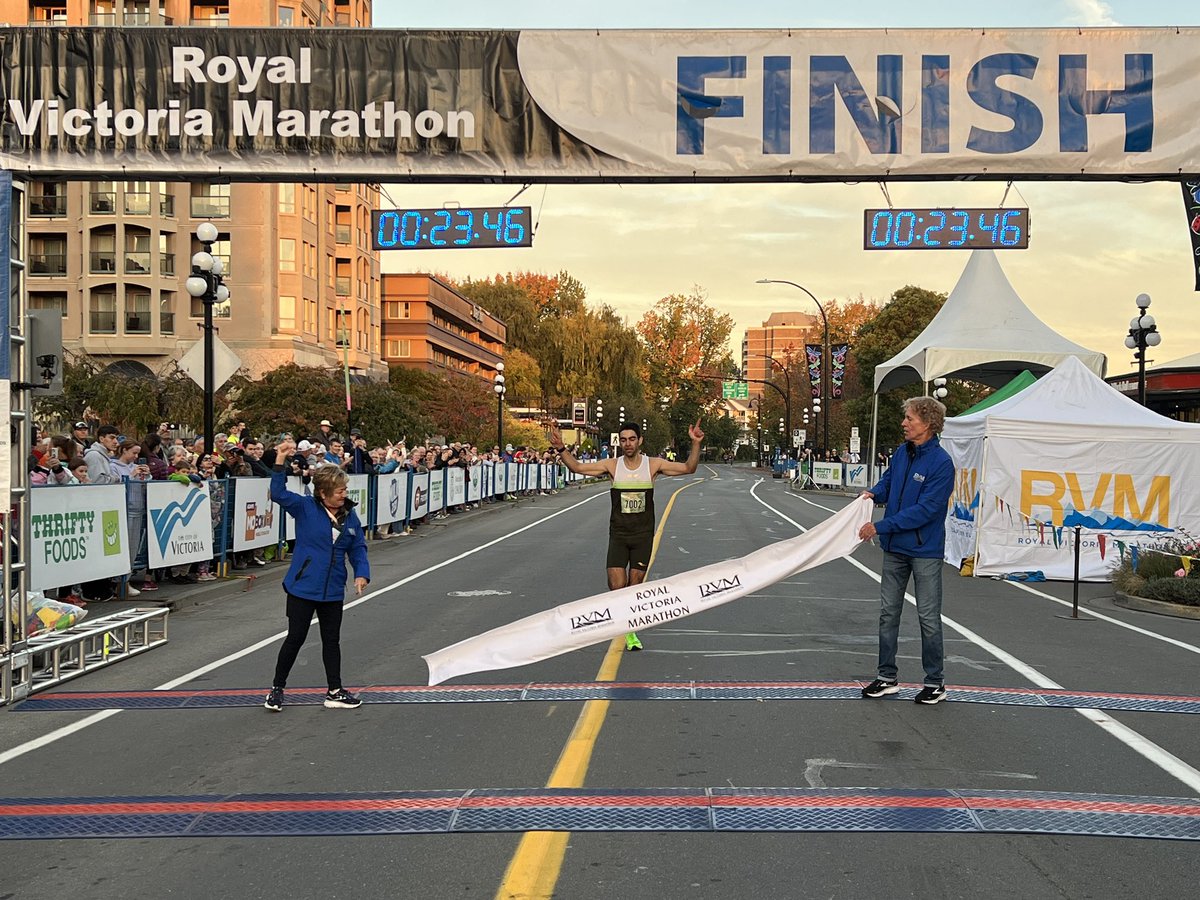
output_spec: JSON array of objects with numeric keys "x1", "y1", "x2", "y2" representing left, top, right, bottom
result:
[
  {"x1": 347, "y1": 474, "x2": 369, "y2": 521},
  {"x1": 467, "y1": 465, "x2": 482, "y2": 502},
  {"x1": 525, "y1": 463, "x2": 538, "y2": 490},
  {"x1": 376, "y1": 472, "x2": 409, "y2": 526},
  {"x1": 845, "y1": 463, "x2": 869, "y2": 489},
  {"x1": 424, "y1": 498, "x2": 872, "y2": 684},
  {"x1": 232, "y1": 477, "x2": 280, "y2": 551},
  {"x1": 29, "y1": 484, "x2": 129, "y2": 591},
  {"x1": 504, "y1": 463, "x2": 518, "y2": 494},
  {"x1": 480, "y1": 462, "x2": 495, "y2": 497},
  {"x1": 813, "y1": 462, "x2": 843, "y2": 487},
  {"x1": 447, "y1": 468, "x2": 466, "y2": 506},
  {"x1": 146, "y1": 482, "x2": 213, "y2": 569},
  {"x1": 284, "y1": 475, "x2": 314, "y2": 540},
  {"x1": 429, "y1": 470, "x2": 445, "y2": 512},
  {"x1": 411, "y1": 472, "x2": 431, "y2": 518}
]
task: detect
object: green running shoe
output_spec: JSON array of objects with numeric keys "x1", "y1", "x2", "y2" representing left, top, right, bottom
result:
[{"x1": 624, "y1": 632, "x2": 643, "y2": 652}]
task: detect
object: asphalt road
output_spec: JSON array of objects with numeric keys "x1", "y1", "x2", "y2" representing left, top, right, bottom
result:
[{"x1": 2, "y1": 466, "x2": 1198, "y2": 899}]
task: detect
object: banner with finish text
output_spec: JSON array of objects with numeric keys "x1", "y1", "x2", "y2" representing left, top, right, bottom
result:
[
  {"x1": 424, "y1": 497, "x2": 872, "y2": 684},
  {"x1": 2, "y1": 28, "x2": 1200, "y2": 180}
]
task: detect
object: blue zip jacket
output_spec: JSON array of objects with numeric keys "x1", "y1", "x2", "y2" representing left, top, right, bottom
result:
[
  {"x1": 271, "y1": 470, "x2": 370, "y2": 602},
  {"x1": 867, "y1": 436, "x2": 955, "y2": 558}
]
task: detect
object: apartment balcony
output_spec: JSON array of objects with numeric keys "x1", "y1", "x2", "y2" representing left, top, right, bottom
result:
[
  {"x1": 29, "y1": 194, "x2": 67, "y2": 217},
  {"x1": 190, "y1": 196, "x2": 230, "y2": 218},
  {"x1": 90, "y1": 192, "x2": 117, "y2": 215},
  {"x1": 89, "y1": 312, "x2": 117, "y2": 334},
  {"x1": 29, "y1": 253, "x2": 67, "y2": 276},
  {"x1": 190, "y1": 15, "x2": 230, "y2": 26},
  {"x1": 160, "y1": 253, "x2": 176, "y2": 277},
  {"x1": 124, "y1": 251, "x2": 152, "y2": 275},
  {"x1": 160, "y1": 195, "x2": 175, "y2": 217},
  {"x1": 124, "y1": 192, "x2": 151, "y2": 215},
  {"x1": 89, "y1": 252, "x2": 118, "y2": 274}
]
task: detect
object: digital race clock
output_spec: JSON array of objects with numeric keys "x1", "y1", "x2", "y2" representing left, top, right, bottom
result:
[
  {"x1": 863, "y1": 208, "x2": 1029, "y2": 250},
  {"x1": 371, "y1": 206, "x2": 533, "y2": 250}
]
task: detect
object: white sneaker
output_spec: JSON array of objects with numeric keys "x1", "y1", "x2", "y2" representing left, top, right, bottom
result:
[{"x1": 125, "y1": 584, "x2": 141, "y2": 596}]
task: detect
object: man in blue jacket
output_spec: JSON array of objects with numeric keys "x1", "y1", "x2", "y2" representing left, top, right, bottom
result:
[
  {"x1": 858, "y1": 397, "x2": 955, "y2": 705},
  {"x1": 264, "y1": 464, "x2": 370, "y2": 712}
]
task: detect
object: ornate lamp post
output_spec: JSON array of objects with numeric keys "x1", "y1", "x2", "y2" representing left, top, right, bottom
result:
[
  {"x1": 493, "y1": 363, "x2": 506, "y2": 454},
  {"x1": 756, "y1": 279, "x2": 830, "y2": 453},
  {"x1": 595, "y1": 399, "x2": 604, "y2": 450},
  {"x1": 183, "y1": 221, "x2": 228, "y2": 456},
  {"x1": 747, "y1": 351, "x2": 792, "y2": 460},
  {"x1": 1124, "y1": 293, "x2": 1162, "y2": 406}
]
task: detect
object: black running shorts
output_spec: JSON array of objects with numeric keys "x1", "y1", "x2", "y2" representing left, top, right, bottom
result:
[{"x1": 607, "y1": 533, "x2": 654, "y2": 571}]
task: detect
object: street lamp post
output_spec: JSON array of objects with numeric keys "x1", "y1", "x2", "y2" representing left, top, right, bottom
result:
[
  {"x1": 183, "y1": 221, "x2": 228, "y2": 457},
  {"x1": 747, "y1": 351, "x2": 792, "y2": 460},
  {"x1": 493, "y1": 363, "x2": 506, "y2": 455},
  {"x1": 595, "y1": 399, "x2": 604, "y2": 451},
  {"x1": 756, "y1": 279, "x2": 830, "y2": 454},
  {"x1": 1124, "y1": 293, "x2": 1162, "y2": 407}
]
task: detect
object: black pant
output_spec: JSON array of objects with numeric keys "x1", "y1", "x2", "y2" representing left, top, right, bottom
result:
[{"x1": 272, "y1": 593, "x2": 345, "y2": 691}]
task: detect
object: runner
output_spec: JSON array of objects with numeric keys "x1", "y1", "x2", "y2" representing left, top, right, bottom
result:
[{"x1": 550, "y1": 419, "x2": 704, "y2": 651}]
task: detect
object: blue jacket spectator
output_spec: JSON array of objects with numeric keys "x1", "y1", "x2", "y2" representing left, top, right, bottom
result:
[{"x1": 270, "y1": 469, "x2": 369, "y2": 602}]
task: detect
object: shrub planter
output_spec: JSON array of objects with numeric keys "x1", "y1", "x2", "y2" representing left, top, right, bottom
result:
[{"x1": 1114, "y1": 590, "x2": 1200, "y2": 621}]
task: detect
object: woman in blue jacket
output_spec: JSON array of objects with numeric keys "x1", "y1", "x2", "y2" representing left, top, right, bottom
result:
[{"x1": 264, "y1": 463, "x2": 370, "y2": 712}]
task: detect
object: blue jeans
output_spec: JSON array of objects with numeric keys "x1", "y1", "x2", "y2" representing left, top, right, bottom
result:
[{"x1": 877, "y1": 552, "x2": 944, "y2": 687}]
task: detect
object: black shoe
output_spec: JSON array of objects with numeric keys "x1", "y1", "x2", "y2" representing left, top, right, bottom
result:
[
  {"x1": 862, "y1": 678, "x2": 900, "y2": 698},
  {"x1": 264, "y1": 687, "x2": 284, "y2": 712},
  {"x1": 913, "y1": 685, "x2": 947, "y2": 705},
  {"x1": 324, "y1": 688, "x2": 362, "y2": 709}
]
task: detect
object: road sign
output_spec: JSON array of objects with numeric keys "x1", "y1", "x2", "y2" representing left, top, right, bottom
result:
[
  {"x1": 850, "y1": 437, "x2": 861, "y2": 453},
  {"x1": 722, "y1": 381, "x2": 749, "y2": 399},
  {"x1": 793, "y1": 429, "x2": 806, "y2": 448},
  {"x1": 179, "y1": 334, "x2": 242, "y2": 391},
  {"x1": 850, "y1": 427, "x2": 860, "y2": 439}
]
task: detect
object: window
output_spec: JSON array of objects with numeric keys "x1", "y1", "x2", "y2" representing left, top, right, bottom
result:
[
  {"x1": 29, "y1": 292, "x2": 67, "y2": 317},
  {"x1": 30, "y1": 181, "x2": 66, "y2": 217},
  {"x1": 279, "y1": 239, "x2": 296, "y2": 272},
  {"x1": 191, "y1": 4, "x2": 229, "y2": 25},
  {"x1": 158, "y1": 182, "x2": 175, "y2": 217},
  {"x1": 331, "y1": 309, "x2": 351, "y2": 347},
  {"x1": 159, "y1": 233, "x2": 175, "y2": 276},
  {"x1": 335, "y1": 258, "x2": 351, "y2": 295},
  {"x1": 302, "y1": 185, "x2": 317, "y2": 222},
  {"x1": 278, "y1": 183, "x2": 295, "y2": 215},
  {"x1": 279, "y1": 295, "x2": 296, "y2": 330},
  {"x1": 90, "y1": 288, "x2": 117, "y2": 334},
  {"x1": 125, "y1": 288, "x2": 151, "y2": 334},
  {"x1": 384, "y1": 301, "x2": 410, "y2": 319},
  {"x1": 89, "y1": 230, "x2": 117, "y2": 273},
  {"x1": 124, "y1": 180, "x2": 151, "y2": 215},
  {"x1": 209, "y1": 237, "x2": 231, "y2": 277},
  {"x1": 90, "y1": 0, "x2": 116, "y2": 26},
  {"x1": 191, "y1": 183, "x2": 231, "y2": 218},
  {"x1": 385, "y1": 339, "x2": 411, "y2": 358},
  {"x1": 30, "y1": 235, "x2": 67, "y2": 275},
  {"x1": 125, "y1": 228, "x2": 151, "y2": 274},
  {"x1": 278, "y1": 6, "x2": 295, "y2": 25},
  {"x1": 303, "y1": 299, "x2": 317, "y2": 334},
  {"x1": 30, "y1": 3, "x2": 68, "y2": 25},
  {"x1": 90, "y1": 180, "x2": 116, "y2": 214},
  {"x1": 304, "y1": 242, "x2": 317, "y2": 278},
  {"x1": 160, "y1": 292, "x2": 175, "y2": 334}
]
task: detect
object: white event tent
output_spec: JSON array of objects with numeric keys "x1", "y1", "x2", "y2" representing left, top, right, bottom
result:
[
  {"x1": 873, "y1": 249, "x2": 1108, "y2": 392},
  {"x1": 941, "y1": 356, "x2": 1200, "y2": 581},
  {"x1": 868, "y1": 248, "x2": 1108, "y2": 480}
]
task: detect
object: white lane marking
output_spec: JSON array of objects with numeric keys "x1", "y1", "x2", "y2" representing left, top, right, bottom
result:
[
  {"x1": 751, "y1": 483, "x2": 1200, "y2": 796},
  {"x1": 810, "y1": 759, "x2": 1037, "y2": 782},
  {"x1": 447, "y1": 590, "x2": 512, "y2": 597},
  {"x1": 0, "y1": 492, "x2": 606, "y2": 768}
]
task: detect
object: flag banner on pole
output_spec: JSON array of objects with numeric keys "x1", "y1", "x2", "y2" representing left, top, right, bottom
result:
[
  {"x1": 805, "y1": 344, "x2": 823, "y2": 399},
  {"x1": 830, "y1": 343, "x2": 850, "y2": 399},
  {"x1": 1184, "y1": 179, "x2": 1200, "y2": 291},
  {"x1": 424, "y1": 497, "x2": 873, "y2": 685}
]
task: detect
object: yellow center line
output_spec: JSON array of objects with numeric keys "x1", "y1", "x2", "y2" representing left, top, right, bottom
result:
[{"x1": 494, "y1": 477, "x2": 705, "y2": 900}]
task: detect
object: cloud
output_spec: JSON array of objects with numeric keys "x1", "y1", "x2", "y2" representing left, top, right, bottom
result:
[{"x1": 1063, "y1": 0, "x2": 1120, "y2": 26}]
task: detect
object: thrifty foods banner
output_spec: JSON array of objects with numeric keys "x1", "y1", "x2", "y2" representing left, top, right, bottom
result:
[
  {"x1": 2, "y1": 28, "x2": 1199, "y2": 180},
  {"x1": 147, "y1": 482, "x2": 213, "y2": 569},
  {"x1": 29, "y1": 485, "x2": 129, "y2": 591},
  {"x1": 425, "y1": 497, "x2": 872, "y2": 684}
]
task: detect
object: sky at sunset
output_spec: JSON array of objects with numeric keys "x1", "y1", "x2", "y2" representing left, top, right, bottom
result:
[{"x1": 374, "y1": 2, "x2": 1200, "y2": 378}]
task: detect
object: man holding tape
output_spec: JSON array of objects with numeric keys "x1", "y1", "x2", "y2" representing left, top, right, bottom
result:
[{"x1": 550, "y1": 419, "x2": 704, "y2": 652}]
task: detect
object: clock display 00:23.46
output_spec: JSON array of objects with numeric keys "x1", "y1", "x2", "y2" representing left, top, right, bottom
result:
[
  {"x1": 863, "y1": 208, "x2": 1029, "y2": 250},
  {"x1": 371, "y1": 206, "x2": 533, "y2": 250}
]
